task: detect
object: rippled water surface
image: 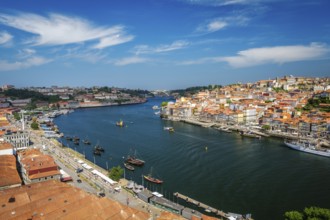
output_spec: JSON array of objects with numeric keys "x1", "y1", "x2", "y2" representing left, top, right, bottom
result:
[{"x1": 54, "y1": 98, "x2": 330, "y2": 220}]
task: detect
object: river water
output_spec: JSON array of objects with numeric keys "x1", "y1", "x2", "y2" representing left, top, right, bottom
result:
[{"x1": 54, "y1": 97, "x2": 330, "y2": 220}]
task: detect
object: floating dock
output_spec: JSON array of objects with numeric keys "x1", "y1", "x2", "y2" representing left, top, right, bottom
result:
[{"x1": 174, "y1": 192, "x2": 244, "y2": 219}]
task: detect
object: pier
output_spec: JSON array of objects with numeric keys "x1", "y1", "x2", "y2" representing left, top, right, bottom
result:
[
  {"x1": 181, "y1": 119, "x2": 215, "y2": 128},
  {"x1": 173, "y1": 192, "x2": 251, "y2": 220}
]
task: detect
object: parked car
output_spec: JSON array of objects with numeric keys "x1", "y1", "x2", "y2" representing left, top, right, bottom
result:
[
  {"x1": 76, "y1": 168, "x2": 83, "y2": 173},
  {"x1": 77, "y1": 179, "x2": 82, "y2": 183},
  {"x1": 98, "y1": 192, "x2": 106, "y2": 197}
]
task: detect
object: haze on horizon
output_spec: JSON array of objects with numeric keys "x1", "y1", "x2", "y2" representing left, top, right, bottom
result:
[{"x1": 0, "y1": 0, "x2": 329, "y2": 90}]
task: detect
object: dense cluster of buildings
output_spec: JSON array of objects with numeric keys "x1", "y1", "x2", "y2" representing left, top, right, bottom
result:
[
  {"x1": 164, "y1": 76, "x2": 330, "y2": 139},
  {"x1": 0, "y1": 85, "x2": 147, "y2": 109}
]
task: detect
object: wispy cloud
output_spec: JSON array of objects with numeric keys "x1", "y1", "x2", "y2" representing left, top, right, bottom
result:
[
  {"x1": 196, "y1": 20, "x2": 228, "y2": 33},
  {"x1": 182, "y1": 0, "x2": 265, "y2": 6},
  {"x1": 0, "y1": 12, "x2": 134, "y2": 48},
  {"x1": 179, "y1": 43, "x2": 330, "y2": 67},
  {"x1": 112, "y1": 56, "x2": 150, "y2": 66},
  {"x1": 93, "y1": 32, "x2": 134, "y2": 49},
  {"x1": 133, "y1": 40, "x2": 189, "y2": 55},
  {"x1": 0, "y1": 56, "x2": 51, "y2": 71},
  {"x1": 60, "y1": 46, "x2": 107, "y2": 63},
  {"x1": 0, "y1": 31, "x2": 13, "y2": 45},
  {"x1": 195, "y1": 16, "x2": 249, "y2": 34},
  {"x1": 17, "y1": 48, "x2": 36, "y2": 59}
]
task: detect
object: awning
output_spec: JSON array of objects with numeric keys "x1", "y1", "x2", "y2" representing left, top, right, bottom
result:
[{"x1": 91, "y1": 169, "x2": 117, "y2": 185}]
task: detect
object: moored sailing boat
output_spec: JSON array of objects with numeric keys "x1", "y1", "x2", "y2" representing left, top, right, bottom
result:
[
  {"x1": 123, "y1": 162, "x2": 135, "y2": 171},
  {"x1": 126, "y1": 150, "x2": 145, "y2": 166},
  {"x1": 144, "y1": 167, "x2": 163, "y2": 184},
  {"x1": 126, "y1": 155, "x2": 145, "y2": 166}
]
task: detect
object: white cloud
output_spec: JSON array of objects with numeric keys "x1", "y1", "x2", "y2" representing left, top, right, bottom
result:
[
  {"x1": 179, "y1": 43, "x2": 330, "y2": 67},
  {"x1": 0, "y1": 12, "x2": 134, "y2": 48},
  {"x1": 0, "y1": 56, "x2": 51, "y2": 71},
  {"x1": 0, "y1": 31, "x2": 13, "y2": 45},
  {"x1": 133, "y1": 40, "x2": 189, "y2": 55},
  {"x1": 222, "y1": 43, "x2": 329, "y2": 67},
  {"x1": 112, "y1": 56, "x2": 150, "y2": 66},
  {"x1": 196, "y1": 20, "x2": 228, "y2": 33},
  {"x1": 196, "y1": 16, "x2": 249, "y2": 34},
  {"x1": 93, "y1": 32, "x2": 134, "y2": 49}
]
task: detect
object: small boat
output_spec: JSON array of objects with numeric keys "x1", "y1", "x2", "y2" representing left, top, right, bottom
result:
[
  {"x1": 93, "y1": 150, "x2": 102, "y2": 156},
  {"x1": 73, "y1": 136, "x2": 80, "y2": 141},
  {"x1": 94, "y1": 145, "x2": 104, "y2": 152},
  {"x1": 74, "y1": 140, "x2": 79, "y2": 145},
  {"x1": 164, "y1": 126, "x2": 174, "y2": 132},
  {"x1": 116, "y1": 120, "x2": 124, "y2": 127},
  {"x1": 144, "y1": 175, "x2": 163, "y2": 184},
  {"x1": 219, "y1": 127, "x2": 232, "y2": 133},
  {"x1": 143, "y1": 167, "x2": 163, "y2": 184},
  {"x1": 124, "y1": 163, "x2": 135, "y2": 171},
  {"x1": 65, "y1": 136, "x2": 73, "y2": 141},
  {"x1": 152, "y1": 105, "x2": 159, "y2": 110},
  {"x1": 83, "y1": 139, "x2": 91, "y2": 145},
  {"x1": 126, "y1": 156, "x2": 145, "y2": 166}
]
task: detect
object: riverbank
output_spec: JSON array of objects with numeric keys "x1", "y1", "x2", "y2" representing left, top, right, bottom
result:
[
  {"x1": 78, "y1": 99, "x2": 147, "y2": 108},
  {"x1": 168, "y1": 116, "x2": 330, "y2": 147}
]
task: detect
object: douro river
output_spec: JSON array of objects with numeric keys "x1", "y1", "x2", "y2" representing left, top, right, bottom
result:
[{"x1": 54, "y1": 97, "x2": 330, "y2": 220}]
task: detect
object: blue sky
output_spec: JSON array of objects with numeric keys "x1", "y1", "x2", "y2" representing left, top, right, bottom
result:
[{"x1": 0, "y1": 0, "x2": 329, "y2": 90}]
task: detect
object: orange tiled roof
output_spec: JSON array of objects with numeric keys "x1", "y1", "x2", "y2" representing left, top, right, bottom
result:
[
  {"x1": 0, "y1": 142, "x2": 13, "y2": 150},
  {"x1": 0, "y1": 155, "x2": 21, "y2": 187},
  {"x1": 0, "y1": 180, "x2": 150, "y2": 220}
]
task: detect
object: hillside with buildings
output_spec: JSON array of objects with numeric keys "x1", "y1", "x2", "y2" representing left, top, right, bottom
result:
[{"x1": 163, "y1": 76, "x2": 330, "y2": 143}]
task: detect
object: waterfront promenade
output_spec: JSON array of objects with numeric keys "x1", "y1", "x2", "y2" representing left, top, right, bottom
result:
[{"x1": 172, "y1": 116, "x2": 330, "y2": 146}]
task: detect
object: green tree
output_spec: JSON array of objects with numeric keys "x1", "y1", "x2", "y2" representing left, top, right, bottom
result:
[
  {"x1": 284, "y1": 207, "x2": 330, "y2": 220},
  {"x1": 108, "y1": 165, "x2": 124, "y2": 181},
  {"x1": 303, "y1": 207, "x2": 330, "y2": 219},
  {"x1": 31, "y1": 121, "x2": 39, "y2": 130},
  {"x1": 24, "y1": 102, "x2": 37, "y2": 110},
  {"x1": 13, "y1": 112, "x2": 21, "y2": 120},
  {"x1": 284, "y1": 211, "x2": 304, "y2": 220},
  {"x1": 262, "y1": 125, "x2": 271, "y2": 130},
  {"x1": 161, "y1": 101, "x2": 168, "y2": 107}
]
